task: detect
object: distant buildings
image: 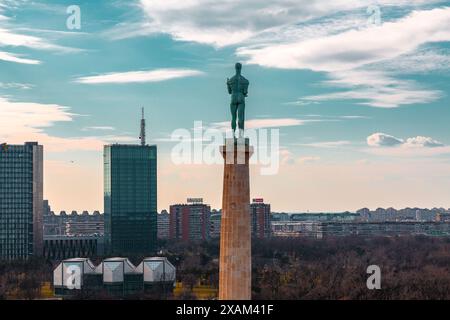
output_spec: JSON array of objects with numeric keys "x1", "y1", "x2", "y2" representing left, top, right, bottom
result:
[
  {"x1": 0, "y1": 142, "x2": 43, "y2": 260},
  {"x1": 157, "y1": 210, "x2": 170, "y2": 239},
  {"x1": 271, "y1": 221, "x2": 450, "y2": 238},
  {"x1": 42, "y1": 202, "x2": 104, "y2": 260},
  {"x1": 274, "y1": 208, "x2": 449, "y2": 224},
  {"x1": 104, "y1": 143, "x2": 157, "y2": 255},
  {"x1": 437, "y1": 212, "x2": 450, "y2": 222},
  {"x1": 161, "y1": 198, "x2": 273, "y2": 240},
  {"x1": 209, "y1": 210, "x2": 222, "y2": 238},
  {"x1": 356, "y1": 207, "x2": 446, "y2": 222},
  {"x1": 290, "y1": 212, "x2": 359, "y2": 222},
  {"x1": 271, "y1": 212, "x2": 290, "y2": 222},
  {"x1": 250, "y1": 199, "x2": 271, "y2": 238},
  {"x1": 65, "y1": 211, "x2": 104, "y2": 236},
  {"x1": 270, "y1": 208, "x2": 450, "y2": 238},
  {"x1": 43, "y1": 206, "x2": 104, "y2": 236},
  {"x1": 169, "y1": 199, "x2": 211, "y2": 241}
]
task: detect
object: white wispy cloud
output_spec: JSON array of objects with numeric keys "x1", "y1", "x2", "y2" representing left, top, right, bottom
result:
[
  {"x1": 367, "y1": 47, "x2": 450, "y2": 74},
  {"x1": 0, "y1": 2, "x2": 84, "y2": 64},
  {"x1": 404, "y1": 136, "x2": 444, "y2": 148},
  {"x1": 0, "y1": 82, "x2": 33, "y2": 89},
  {"x1": 82, "y1": 126, "x2": 115, "y2": 131},
  {"x1": 111, "y1": 0, "x2": 437, "y2": 47},
  {"x1": 238, "y1": 8, "x2": 450, "y2": 107},
  {"x1": 0, "y1": 27, "x2": 71, "y2": 51},
  {"x1": 298, "y1": 69, "x2": 442, "y2": 108},
  {"x1": 365, "y1": 132, "x2": 450, "y2": 156},
  {"x1": 104, "y1": 2, "x2": 449, "y2": 108},
  {"x1": 238, "y1": 8, "x2": 450, "y2": 71},
  {"x1": 367, "y1": 133, "x2": 404, "y2": 147},
  {"x1": 75, "y1": 68, "x2": 204, "y2": 84},
  {"x1": 367, "y1": 132, "x2": 444, "y2": 148},
  {"x1": 0, "y1": 50, "x2": 40, "y2": 64},
  {"x1": 298, "y1": 140, "x2": 351, "y2": 148},
  {"x1": 212, "y1": 118, "x2": 321, "y2": 130},
  {"x1": 0, "y1": 95, "x2": 133, "y2": 152},
  {"x1": 339, "y1": 115, "x2": 370, "y2": 119},
  {"x1": 0, "y1": 24, "x2": 84, "y2": 53}
]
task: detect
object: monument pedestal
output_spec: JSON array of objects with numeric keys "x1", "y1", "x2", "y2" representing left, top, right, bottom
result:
[{"x1": 219, "y1": 138, "x2": 253, "y2": 300}]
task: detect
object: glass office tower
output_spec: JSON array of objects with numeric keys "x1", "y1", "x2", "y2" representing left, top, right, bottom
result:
[
  {"x1": 104, "y1": 144, "x2": 157, "y2": 255},
  {"x1": 0, "y1": 142, "x2": 43, "y2": 260}
]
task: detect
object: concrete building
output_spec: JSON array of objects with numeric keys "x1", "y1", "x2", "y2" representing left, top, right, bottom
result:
[
  {"x1": 157, "y1": 210, "x2": 170, "y2": 239},
  {"x1": 250, "y1": 198, "x2": 271, "y2": 239},
  {"x1": 0, "y1": 142, "x2": 43, "y2": 260},
  {"x1": 65, "y1": 211, "x2": 104, "y2": 236},
  {"x1": 169, "y1": 199, "x2": 211, "y2": 241},
  {"x1": 53, "y1": 257, "x2": 175, "y2": 297},
  {"x1": 44, "y1": 209, "x2": 104, "y2": 236},
  {"x1": 209, "y1": 212, "x2": 221, "y2": 238}
]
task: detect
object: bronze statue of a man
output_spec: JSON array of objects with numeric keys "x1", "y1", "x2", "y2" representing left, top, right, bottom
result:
[{"x1": 227, "y1": 62, "x2": 249, "y2": 138}]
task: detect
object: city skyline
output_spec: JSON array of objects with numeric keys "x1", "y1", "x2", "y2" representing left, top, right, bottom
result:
[{"x1": 1, "y1": 1, "x2": 450, "y2": 213}]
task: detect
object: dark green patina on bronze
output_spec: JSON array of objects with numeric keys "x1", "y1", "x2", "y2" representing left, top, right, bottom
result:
[{"x1": 227, "y1": 62, "x2": 249, "y2": 138}]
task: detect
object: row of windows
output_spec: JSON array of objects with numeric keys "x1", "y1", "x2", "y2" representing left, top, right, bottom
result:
[
  {"x1": 0, "y1": 166, "x2": 33, "y2": 170},
  {"x1": 0, "y1": 224, "x2": 32, "y2": 228},
  {"x1": 0, "y1": 195, "x2": 33, "y2": 198}
]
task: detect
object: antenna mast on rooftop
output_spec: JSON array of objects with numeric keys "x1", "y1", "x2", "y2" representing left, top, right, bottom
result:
[{"x1": 139, "y1": 107, "x2": 146, "y2": 146}]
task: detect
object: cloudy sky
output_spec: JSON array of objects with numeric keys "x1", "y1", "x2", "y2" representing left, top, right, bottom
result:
[{"x1": 1, "y1": 0, "x2": 450, "y2": 213}]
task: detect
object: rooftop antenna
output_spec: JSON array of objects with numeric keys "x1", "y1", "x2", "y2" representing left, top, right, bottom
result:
[{"x1": 139, "y1": 107, "x2": 146, "y2": 146}]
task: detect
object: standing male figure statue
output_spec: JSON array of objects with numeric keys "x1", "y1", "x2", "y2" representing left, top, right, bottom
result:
[{"x1": 227, "y1": 63, "x2": 249, "y2": 138}]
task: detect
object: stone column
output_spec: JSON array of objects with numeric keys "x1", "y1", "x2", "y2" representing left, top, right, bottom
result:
[{"x1": 219, "y1": 138, "x2": 253, "y2": 300}]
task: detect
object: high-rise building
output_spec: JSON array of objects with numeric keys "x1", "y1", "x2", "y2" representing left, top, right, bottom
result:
[
  {"x1": 209, "y1": 211, "x2": 221, "y2": 238},
  {"x1": 157, "y1": 210, "x2": 170, "y2": 239},
  {"x1": 250, "y1": 198, "x2": 271, "y2": 239},
  {"x1": 104, "y1": 143, "x2": 157, "y2": 255},
  {"x1": 169, "y1": 199, "x2": 211, "y2": 241},
  {"x1": 104, "y1": 110, "x2": 157, "y2": 255},
  {"x1": 0, "y1": 142, "x2": 43, "y2": 260}
]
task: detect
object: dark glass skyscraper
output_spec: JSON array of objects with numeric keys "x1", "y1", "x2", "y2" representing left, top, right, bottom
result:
[
  {"x1": 104, "y1": 144, "x2": 157, "y2": 255},
  {"x1": 0, "y1": 142, "x2": 43, "y2": 260}
]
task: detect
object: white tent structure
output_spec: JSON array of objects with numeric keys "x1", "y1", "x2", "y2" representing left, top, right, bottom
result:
[
  {"x1": 53, "y1": 256, "x2": 176, "y2": 296},
  {"x1": 53, "y1": 258, "x2": 96, "y2": 290},
  {"x1": 136, "y1": 257, "x2": 176, "y2": 283},
  {"x1": 95, "y1": 257, "x2": 137, "y2": 283}
]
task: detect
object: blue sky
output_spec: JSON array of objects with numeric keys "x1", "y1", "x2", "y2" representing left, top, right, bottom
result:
[{"x1": 1, "y1": 0, "x2": 450, "y2": 212}]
